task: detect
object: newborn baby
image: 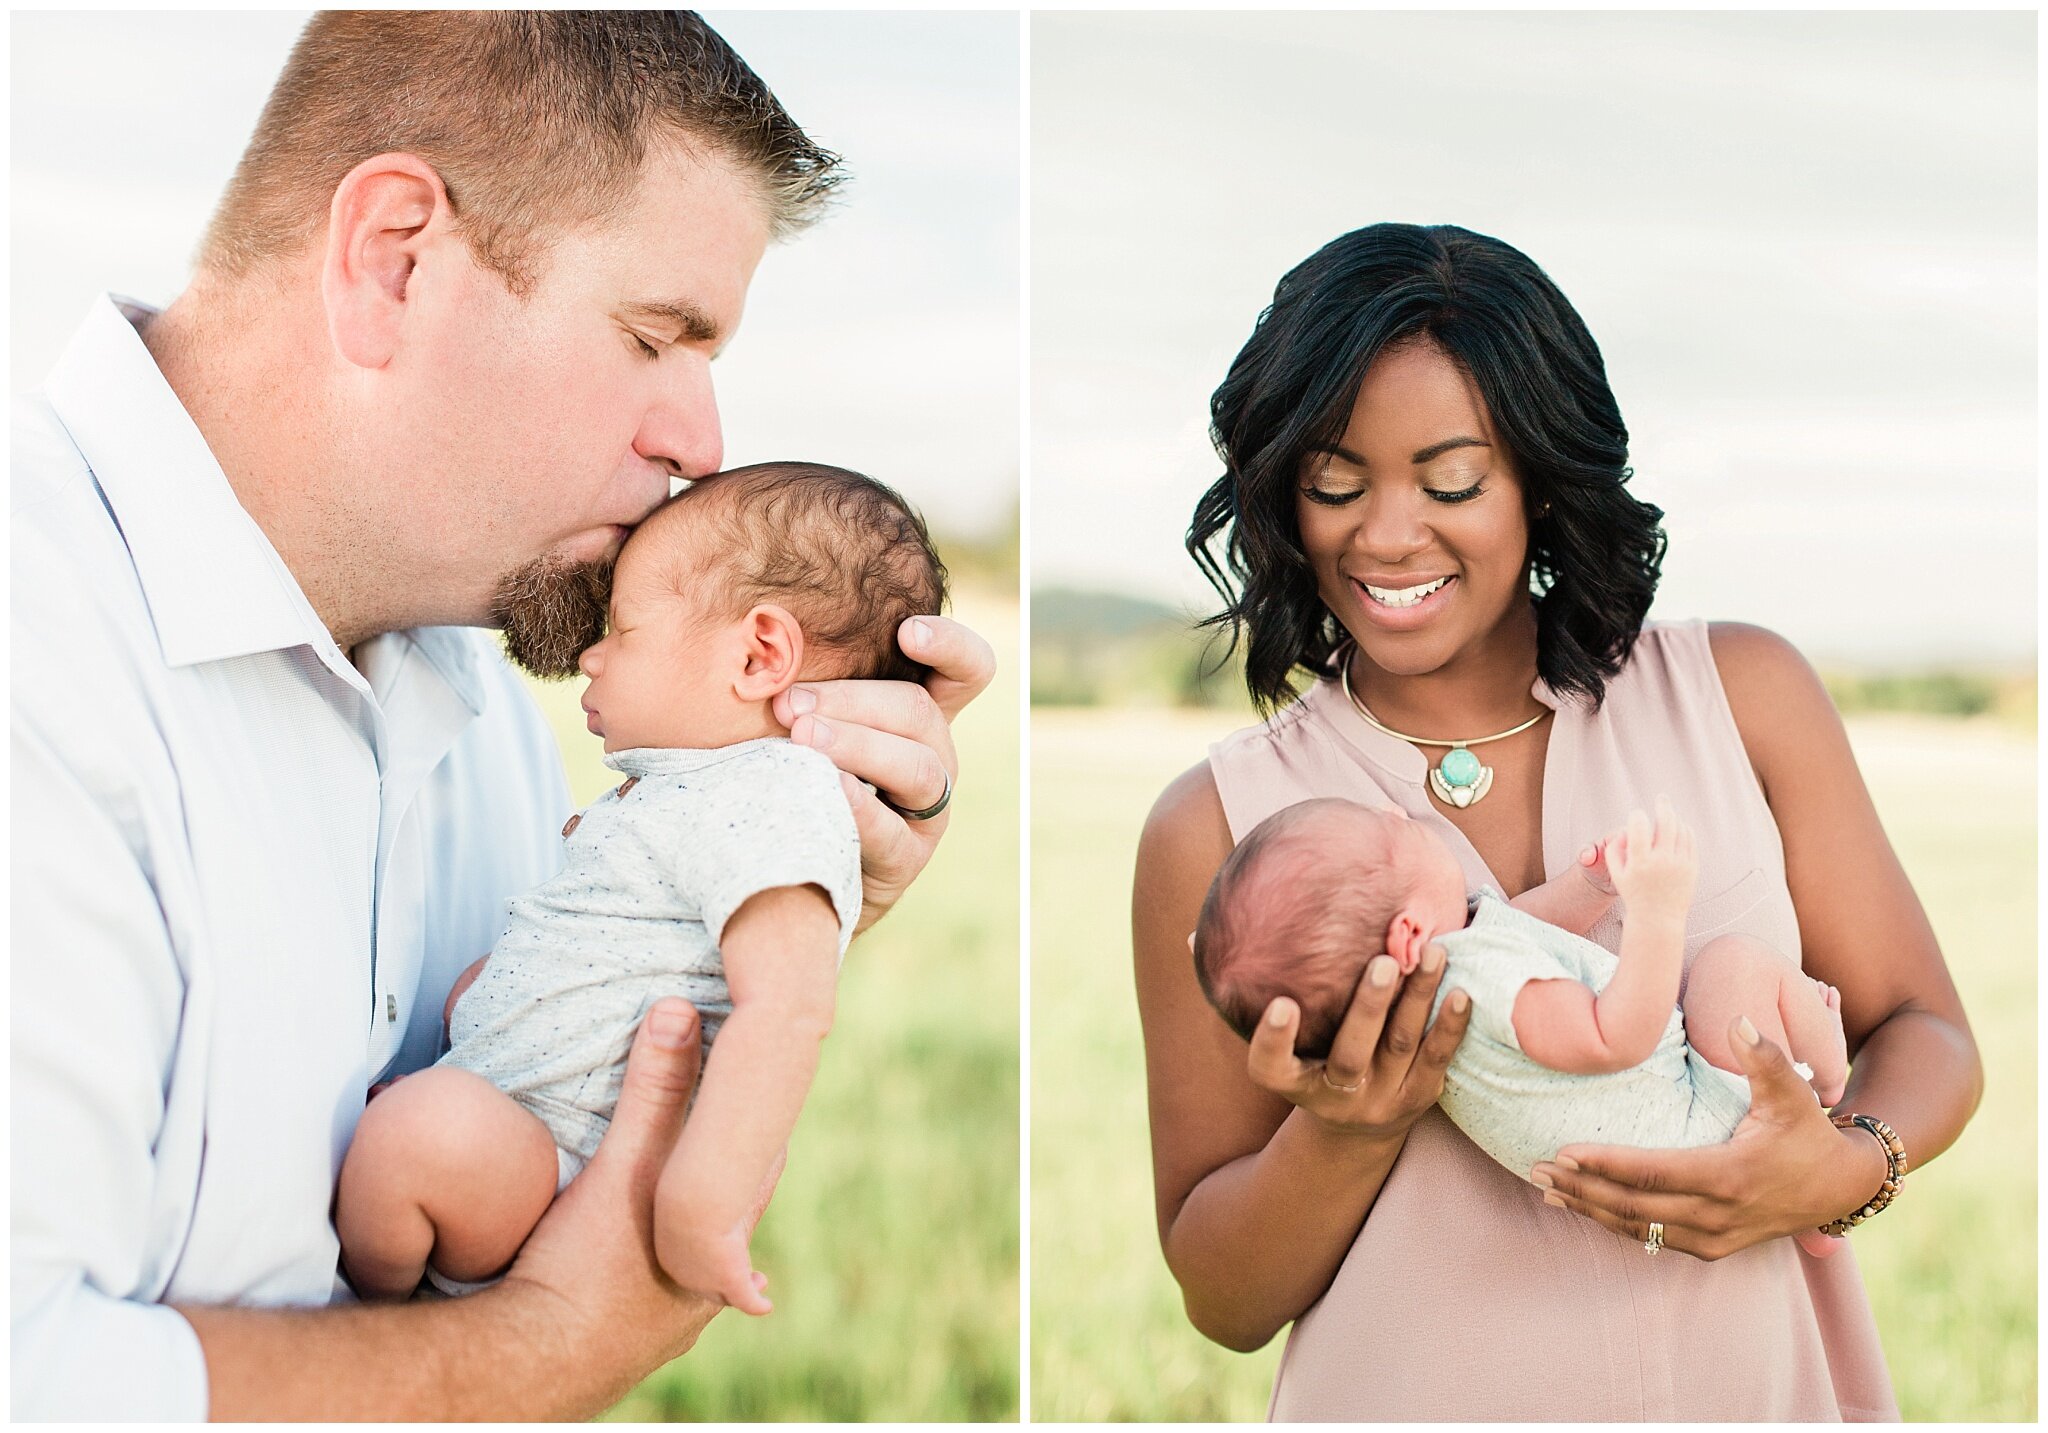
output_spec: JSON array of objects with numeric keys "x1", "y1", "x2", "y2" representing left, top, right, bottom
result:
[
  {"x1": 336, "y1": 461, "x2": 946, "y2": 1311},
  {"x1": 1194, "y1": 796, "x2": 1851, "y2": 1257}
]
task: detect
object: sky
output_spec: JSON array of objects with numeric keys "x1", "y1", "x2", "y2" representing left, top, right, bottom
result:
[
  {"x1": 9, "y1": 11, "x2": 1020, "y2": 542},
  {"x1": 1032, "y1": 11, "x2": 2036, "y2": 666}
]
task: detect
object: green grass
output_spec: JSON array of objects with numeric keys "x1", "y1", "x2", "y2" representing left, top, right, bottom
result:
[
  {"x1": 519, "y1": 584, "x2": 1019, "y2": 1421},
  {"x1": 1029, "y1": 707, "x2": 2036, "y2": 1421}
]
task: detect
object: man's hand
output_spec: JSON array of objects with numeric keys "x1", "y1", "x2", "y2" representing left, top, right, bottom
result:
[
  {"x1": 770, "y1": 614, "x2": 996, "y2": 933},
  {"x1": 179, "y1": 999, "x2": 766, "y2": 1420}
]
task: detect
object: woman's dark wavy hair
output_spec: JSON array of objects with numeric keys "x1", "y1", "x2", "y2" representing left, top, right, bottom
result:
[{"x1": 1188, "y1": 223, "x2": 1666, "y2": 713}]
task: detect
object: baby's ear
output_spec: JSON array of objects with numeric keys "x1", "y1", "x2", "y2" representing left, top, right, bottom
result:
[
  {"x1": 732, "y1": 603, "x2": 807, "y2": 701},
  {"x1": 1386, "y1": 913, "x2": 1425, "y2": 974}
]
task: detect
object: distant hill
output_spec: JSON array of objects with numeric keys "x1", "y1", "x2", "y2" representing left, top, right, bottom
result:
[
  {"x1": 1030, "y1": 585, "x2": 1248, "y2": 709},
  {"x1": 1031, "y1": 586, "x2": 1194, "y2": 639}
]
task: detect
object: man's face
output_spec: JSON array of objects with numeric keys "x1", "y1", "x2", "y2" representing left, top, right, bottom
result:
[{"x1": 382, "y1": 144, "x2": 771, "y2": 673}]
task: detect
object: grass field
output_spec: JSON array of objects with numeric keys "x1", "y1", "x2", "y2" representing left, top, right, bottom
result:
[
  {"x1": 1030, "y1": 706, "x2": 2036, "y2": 1422},
  {"x1": 520, "y1": 584, "x2": 1020, "y2": 1421}
]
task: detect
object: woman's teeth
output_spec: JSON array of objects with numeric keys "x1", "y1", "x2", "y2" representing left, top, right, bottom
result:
[{"x1": 1362, "y1": 576, "x2": 1450, "y2": 608}]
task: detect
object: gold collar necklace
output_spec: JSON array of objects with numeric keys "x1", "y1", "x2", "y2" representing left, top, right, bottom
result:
[{"x1": 1338, "y1": 651, "x2": 1548, "y2": 809}]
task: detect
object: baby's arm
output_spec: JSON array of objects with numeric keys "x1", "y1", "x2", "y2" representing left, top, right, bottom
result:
[
  {"x1": 1506, "y1": 838, "x2": 1616, "y2": 938},
  {"x1": 1512, "y1": 800, "x2": 1697, "y2": 1075},
  {"x1": 653, "y1": 883, "x2": 841, "y2": 1315}
]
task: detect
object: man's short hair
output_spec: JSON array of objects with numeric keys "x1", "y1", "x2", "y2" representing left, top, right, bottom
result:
[{"x1": 201, "y1": 11, "x2": 843, "y2": 291}]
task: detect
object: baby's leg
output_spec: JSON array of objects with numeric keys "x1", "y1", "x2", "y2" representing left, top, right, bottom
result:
[
  {"x1": 335, "y1": 1066, "x2": 562, "y2": 1300},
  {"x1": 1683, "y1": 934, "x2": 1848, "y2": 1105}
]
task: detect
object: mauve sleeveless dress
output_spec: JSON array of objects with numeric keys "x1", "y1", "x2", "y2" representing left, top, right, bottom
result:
[{"x1": 1206, "y1": 621, "x2": 1898, "y2": 1421}]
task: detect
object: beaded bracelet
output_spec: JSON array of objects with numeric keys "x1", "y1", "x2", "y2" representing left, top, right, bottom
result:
[{"x1": 1819, "y1": 1113, "x2": 1906, "y2": 1237}]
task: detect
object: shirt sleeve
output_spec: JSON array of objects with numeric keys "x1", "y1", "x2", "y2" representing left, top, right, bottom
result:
[
  {"x1": 677, "y1": 745, "x2": 863, "y2": 956},
  {"x1": 1436, "y1": 916, "x2": 1582, "y2": 1056},
  {"x1": 10, "y1": 712, "x2": 209, "y2": 1421}
]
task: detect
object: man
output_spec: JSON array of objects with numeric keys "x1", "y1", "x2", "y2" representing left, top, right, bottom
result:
[{"x1": 12, "y1": 14, "x2": 993, "y2": 1419}]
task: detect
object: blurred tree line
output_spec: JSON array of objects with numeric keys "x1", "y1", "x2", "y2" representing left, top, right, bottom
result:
[
  {"x1": 1031, "y1": 587, "x2": 1250, "y2": 711},
  {"x1": 930, "y1": 499, "x2": 1018, "y2": 592},
  {"x1": 1033, "y1": 587, "x2": 2035, "y2": 727}
]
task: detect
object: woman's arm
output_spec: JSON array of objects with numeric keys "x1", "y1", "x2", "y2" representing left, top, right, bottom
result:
[
  {"x1": 1533, "y1": 625, "x2": 1982, "y2": 1253},
  {"x1": 1134, "y1": 764, "x2": 1469, "y2": 1350},
  {"x1": 1714, "y1": 623, "x2": 1983, "y2": 1159}
]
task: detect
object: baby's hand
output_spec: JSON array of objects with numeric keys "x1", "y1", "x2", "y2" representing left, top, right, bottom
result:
[
  {"x1": 1605, "y1": 796, "x2": 1697, "y2": 918},
  {"x1": 1575, "y1": 836, "x2": 1618, "y2": 899},
  {"x1": 655, "y1": 1213, "x2": 773, "y2": 1317}
]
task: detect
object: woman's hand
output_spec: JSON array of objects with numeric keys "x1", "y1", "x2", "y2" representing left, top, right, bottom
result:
[
  {"x1": 1529, "y1": 1016, "x2": 1890, "y2": 1260},
  {"x1": 769, "y1": 614, "x2": 995, "y2": 935},
  {"x1": 1247, "y1": 944, "x2": 1471, "y2": 1141}
]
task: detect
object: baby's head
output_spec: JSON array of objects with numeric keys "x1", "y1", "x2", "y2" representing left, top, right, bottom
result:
[
  {"x1": 578, "y1": 461, "x2": 947, "y2": 751},
  {"x1": 1193, "y1": 798, "x2": 1466, "y2": 1059}
]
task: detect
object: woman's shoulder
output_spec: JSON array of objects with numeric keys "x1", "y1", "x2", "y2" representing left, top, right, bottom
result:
[
  {"x1": 1140, "y1": 760, "x2": 1231, "y2": 871},
  {"x1": 1140, "y1": 691, "x2": 1329, "y2": 878},
  {"x1": 1206, "y1": 685, "x2": 1323, "y2": 763},
  {"x1": 1701, "y1": 621, "x2": 1823, "y2": 691},
  {"x1": 1623, "y1": 618, "x2": 1813, "y2": 680},
  {"x1": 1609, "y1": 621, "x2": 1824, "y2": 713},
  {"x1": 1612, "y1": 620, "x2": 1838, "y2": 792},
  {"x1": 1701, "y1": 622, "x2": 1841, "y2": 779}
]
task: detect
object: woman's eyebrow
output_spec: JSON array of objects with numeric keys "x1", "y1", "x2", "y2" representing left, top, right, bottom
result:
[
  {"x1": 1411, "y1": 436, "x2": 1490, "y2": 463},
  {"x1": 1305, "y1": 437, "x2": 1490, "y2": 466}
]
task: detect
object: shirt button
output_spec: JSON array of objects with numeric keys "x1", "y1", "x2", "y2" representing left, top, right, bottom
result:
[
  {"x1": 616, "y1": 777, "x2": 640, "y2": 798},
  {"x1": 562, "y1": 813, "x2": 582, "y2": 838}
]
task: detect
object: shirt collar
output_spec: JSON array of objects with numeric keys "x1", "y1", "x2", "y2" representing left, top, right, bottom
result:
[
  {"x1": 352, "y1": 626, "x2": 489, "y2": 720},
  {"x1": 601, "y1": 737, "x2": 793, "y2": 777},
  {"x1": 42, "y1": 295, "x2": 331, "y2": 669}
]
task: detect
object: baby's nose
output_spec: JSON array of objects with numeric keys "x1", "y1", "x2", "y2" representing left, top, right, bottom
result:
[{"x1": 578, "y1": 642, "x2": 604, "y2": 677}]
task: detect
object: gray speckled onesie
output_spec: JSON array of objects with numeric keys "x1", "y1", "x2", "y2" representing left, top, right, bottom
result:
[
  {"x1": 439, "y1": 737, "x2": 861, "y2": 1166},
  {"x1": 1425, "y1": 892, "x2": 1753, "y2": 1179}
]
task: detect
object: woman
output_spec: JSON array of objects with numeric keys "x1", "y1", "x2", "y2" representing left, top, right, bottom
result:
[{"x1": 1132, "y1": 223, "x2": 1980, "y2": 1420}]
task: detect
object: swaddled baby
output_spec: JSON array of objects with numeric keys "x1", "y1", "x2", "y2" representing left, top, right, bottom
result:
[
  {"x1": 1194, "y1": 796, "x2": 1851, "y2": 1256},
  {"x1": 337, "y1": 461, "x2": 946, "y2": 1311}
]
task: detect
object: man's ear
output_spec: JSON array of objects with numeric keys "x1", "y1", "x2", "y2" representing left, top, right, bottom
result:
[
  {"x1": 320, "y1": 153, "x2": 449, "y2": 371},
  {"x1": 732, "y1": 604, "x2": 807, "y2": 701}
]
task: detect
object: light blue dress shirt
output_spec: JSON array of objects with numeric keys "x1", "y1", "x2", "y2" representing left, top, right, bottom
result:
[{"x1": 10, "y1": 296, "x2": 572, "y2": 1419}]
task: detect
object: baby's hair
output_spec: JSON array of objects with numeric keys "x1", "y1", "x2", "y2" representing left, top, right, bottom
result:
[
  {"x1": 644, "y1": 461, "x2": 948, "y2": 682},
  {"x1": 1193, "y1": 799, "x2": 1415, "y2": 1059}
]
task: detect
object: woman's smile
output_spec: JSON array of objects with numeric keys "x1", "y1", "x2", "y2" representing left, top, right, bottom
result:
[{"x1": 1350, "y1": 572, "x2": 1457, "y2": 631}]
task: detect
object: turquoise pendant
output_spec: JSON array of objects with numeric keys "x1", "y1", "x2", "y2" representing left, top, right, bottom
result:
[{"x1": 1429, "y1": 745, "x2": 1494, "y2": 808}]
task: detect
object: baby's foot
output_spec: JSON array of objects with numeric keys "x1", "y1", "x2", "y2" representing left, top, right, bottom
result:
[
  {"x1": 1795, "y1": 1228, "x2": 1844, "y2": 1259},
  {"x1": 1808, "y1": 979, "x2": 1848, "y2": 1107}
]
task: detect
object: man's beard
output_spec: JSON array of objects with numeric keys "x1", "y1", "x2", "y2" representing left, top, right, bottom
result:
[{"x1": 488, "y1": 554, "x2": 614, "y2": 679}]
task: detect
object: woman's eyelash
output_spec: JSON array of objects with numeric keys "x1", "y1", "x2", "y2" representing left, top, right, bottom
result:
[
  {"x1": 1426, "y1": 482, "x2": 1485, "y2": 504},
  {"x1": 1301, "y1": 481, "x2": 1486, "y2": 506},
  {"x1": 631, "y1": 333, "x2": 661, "y2": 359}
]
